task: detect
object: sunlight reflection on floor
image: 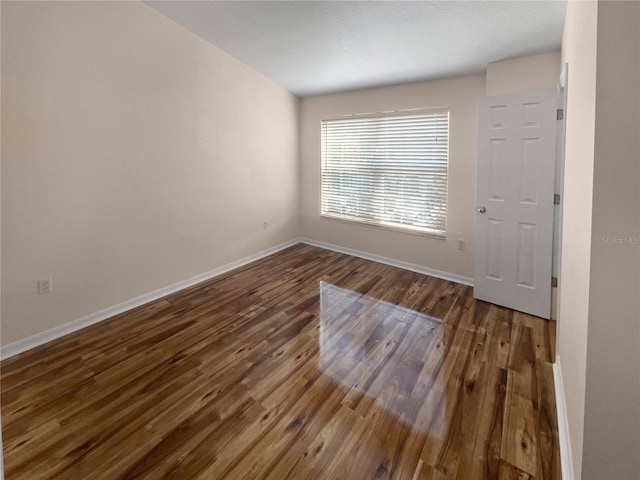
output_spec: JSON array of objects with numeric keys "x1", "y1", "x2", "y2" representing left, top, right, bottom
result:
[{"x1": 318, "y1": 280, "x2": 445, "y2": 431}]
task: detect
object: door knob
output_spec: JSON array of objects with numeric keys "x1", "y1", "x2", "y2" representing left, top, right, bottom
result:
[{"x1": 477, "y1": 206, "x2": 486, "y2": 214}]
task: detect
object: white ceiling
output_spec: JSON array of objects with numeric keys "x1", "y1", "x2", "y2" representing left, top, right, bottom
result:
[{"x1": 145, "y1": 1, "x2": 567, "y2": 97}]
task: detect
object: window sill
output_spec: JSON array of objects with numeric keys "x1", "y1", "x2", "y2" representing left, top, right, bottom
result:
[{"x1": 320, "y1": 213, "x2": 447, "y2": 240}]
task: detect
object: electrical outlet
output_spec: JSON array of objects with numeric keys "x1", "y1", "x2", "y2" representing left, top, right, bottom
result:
[
  {"x1": 263, "y1": 220, "x2": 268, "y2": 231},
  {"x1": 457, "y1": 239, "x2": 466, "y2": 251},
  {"x1": 38, "y1": 277, "x2": 52, "y2": 295}
]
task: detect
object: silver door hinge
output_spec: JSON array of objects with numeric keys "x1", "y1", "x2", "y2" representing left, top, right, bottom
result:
[
  {"x1": 552, "y1": 277, "x2": 558, "y2": 288},
  {"x1": 554, "y1": 193, "x2": 561, "y2": 205},
  {"x1": 557, "y1": 108, "x2": 564, "y2": 120}
]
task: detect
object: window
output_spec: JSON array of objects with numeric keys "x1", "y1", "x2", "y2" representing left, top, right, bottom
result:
[{"x1": 321, "y1": 110, "x2": 449, "y2": 237}]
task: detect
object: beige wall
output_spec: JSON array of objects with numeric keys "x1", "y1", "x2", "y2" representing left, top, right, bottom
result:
[
  {"x1": 559, "y1": 1, "x2": 640, "y2": 478},
  {"x1": 558, "y1": 1, "x2": 599, "y2": 477},
  {"x1": 485, "y1": 50, "x2": 561, "y2": 96},
  {"x1": 300, "y1": 75, "x2": 486, "y2": 278},
  {"x1": 1, "y1": 1, "x2": 299, "y2": 346},
  {"x1": 582, "y1": 1, "x2": 640, "y2": 478}
]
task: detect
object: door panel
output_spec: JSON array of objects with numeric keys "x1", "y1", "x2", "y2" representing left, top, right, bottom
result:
[
  {"x1": 487, "y1": 218, "x2": 504, "y2": 281},
  {"x1": 516, "y1": 222, "x2": 537, "y2": 288},
  {"x1": 489, "y1": 139, "x2": 507, "y2": 200},
  {"x1": 474, "y1": 90, "x2": 557, "y2": 319}
]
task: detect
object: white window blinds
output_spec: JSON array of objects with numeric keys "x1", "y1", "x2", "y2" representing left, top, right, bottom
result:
[{"x1": 321, "y1": 110, "x2": 449, "y2": 237}]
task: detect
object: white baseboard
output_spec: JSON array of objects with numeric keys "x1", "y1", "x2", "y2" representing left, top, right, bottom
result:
[
  {"x1": 299, "y1": 237, "x2": 474, "y2": 286},
  {"x1": 0, "y1": 239, "x2": 301, "y2": 361},
  {"x1": 553, "y1": 359, "x2": 575, "y2": 480},
  {"x1": 1, "y1": 237, "x2": 473, "y2": 360}
]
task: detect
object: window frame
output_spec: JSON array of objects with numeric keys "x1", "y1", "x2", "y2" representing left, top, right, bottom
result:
[{"x1": 319, "y1": 108, "x2": 450, "y2": 239}]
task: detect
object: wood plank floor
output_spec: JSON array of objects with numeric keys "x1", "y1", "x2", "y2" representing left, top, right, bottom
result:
[{"x1": 1, "y1": 244, "x2": 561, "y2": 480}]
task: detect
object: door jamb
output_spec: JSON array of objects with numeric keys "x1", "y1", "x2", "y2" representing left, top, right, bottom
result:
[{"x1": 553, "y1": 63, "x2": 569, "y2": 347}]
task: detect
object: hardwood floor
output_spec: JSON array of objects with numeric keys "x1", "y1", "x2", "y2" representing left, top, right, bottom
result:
[{"x1": 0, "y1": 244, "x2": 560, "y2": 479}]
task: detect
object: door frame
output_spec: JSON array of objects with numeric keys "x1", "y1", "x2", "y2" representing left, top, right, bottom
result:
[{"x1": 553, "y1": 63, "x2": 569, "y2": 352}]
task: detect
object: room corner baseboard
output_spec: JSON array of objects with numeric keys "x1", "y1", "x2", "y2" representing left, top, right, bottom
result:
[
  {"x1": 0, "y1": 238, "x2": 302, "y2": 361},
  {"x1": 299, "y1": 237, "x2": 474, "y2": 286},
  {"x1": 1, "y1": 237, "x2": 471, "y2": 360},
  {"x1": 553, "y1": 359, "x2": 575, "y2": 480}
]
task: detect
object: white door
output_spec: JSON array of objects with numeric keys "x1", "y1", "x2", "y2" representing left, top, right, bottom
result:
[{"x1": 474, "y1": 90, "x2": 557, "y2": 319}]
